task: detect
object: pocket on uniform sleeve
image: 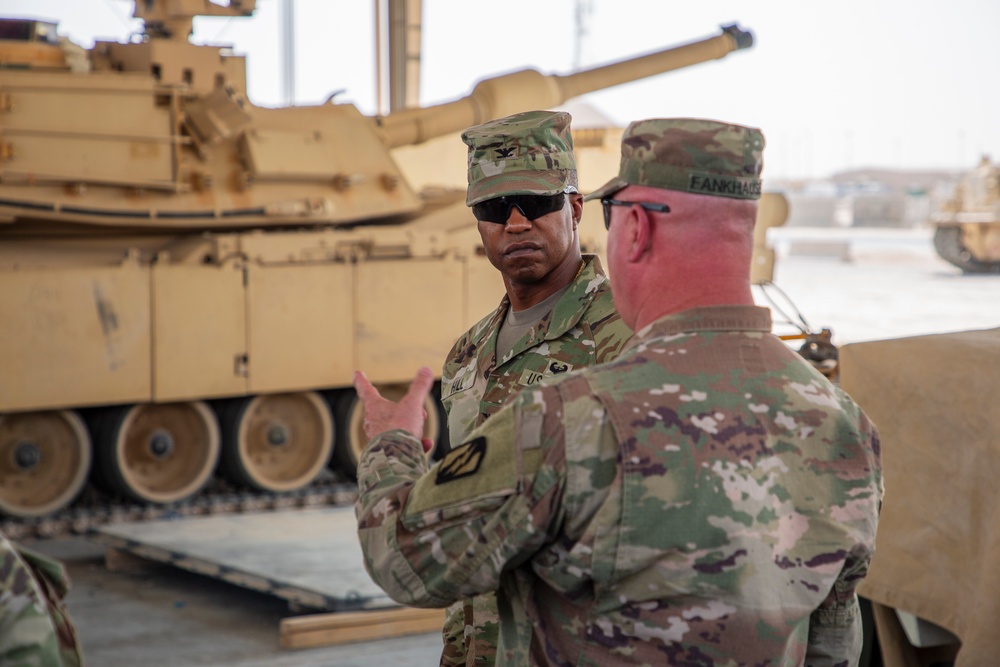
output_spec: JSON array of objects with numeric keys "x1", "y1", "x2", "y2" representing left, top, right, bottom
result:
[{"x1": 401, "y1": 401, "x2": 544, "y2": 531}]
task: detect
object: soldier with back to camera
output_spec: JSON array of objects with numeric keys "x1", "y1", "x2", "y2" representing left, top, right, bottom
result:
[
  {"x1": 354, "y1": 118, "x2": 883, "y2": 665},
  {"x1": 436, "y1": 110, "x2": 632, "y2": 665}
]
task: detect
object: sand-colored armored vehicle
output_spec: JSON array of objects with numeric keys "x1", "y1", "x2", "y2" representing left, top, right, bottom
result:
[
  {"x1": 0, "y1": 1, "x2": 756, "y2": 525},
  {"x1": 933, "y1": 155, "x2": 1000, "y2": 273}
]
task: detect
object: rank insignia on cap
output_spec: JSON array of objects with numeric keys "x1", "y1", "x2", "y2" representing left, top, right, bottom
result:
[{"x1": 435, "y1": 436, "x2": 486, "y2": 485}]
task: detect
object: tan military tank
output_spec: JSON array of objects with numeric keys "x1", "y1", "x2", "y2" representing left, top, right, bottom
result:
[
  {"x1": 933, "y1": 155, "x2": 1000, "y2": 273},
  {"x1": 0, "y1": 1, "x2": 757, "y2": 527}
]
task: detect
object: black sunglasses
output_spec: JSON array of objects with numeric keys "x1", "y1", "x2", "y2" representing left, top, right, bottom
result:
[
  {"x1": 472, "y1": 193, "x2": 566, "y2": 224},
  {"x1": 601, "y1": 198, "x2": 671, "y2": 230}
]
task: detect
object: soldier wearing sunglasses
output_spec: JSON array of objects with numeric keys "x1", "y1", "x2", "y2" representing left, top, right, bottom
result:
[
  {"x1": 354, "y1": 118, "x2": 882, "y2": 666},
  {"x1": 430, "y1": 110, "x2": 632, "y2": 666}
]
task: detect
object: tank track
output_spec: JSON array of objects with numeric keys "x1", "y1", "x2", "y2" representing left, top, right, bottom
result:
[
  {"x1": 1, "y1": 470, "x2": 359, "y2": 541},
  {"x1": 933, "y1": 226, "x2": 1000, "y2": 274}
]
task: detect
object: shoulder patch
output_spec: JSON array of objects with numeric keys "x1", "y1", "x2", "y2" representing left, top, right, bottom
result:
[{"x1": 436, "y1": 436, "x2": 487, "y2": 484}]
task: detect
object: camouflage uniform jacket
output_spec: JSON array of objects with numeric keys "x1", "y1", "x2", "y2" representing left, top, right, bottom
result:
[
  {"x1": 0, "y1": 533, "x2": 84, "y2": 666},
  {"x1": 438, "y1": 253, "x2": 631, "y2": 665},
  {"x1": 441, "y1": 253, "x2": 630, "y2": 446},
  {"x1": 357, "y1": 305, "x2": 883, "y2": 666}
]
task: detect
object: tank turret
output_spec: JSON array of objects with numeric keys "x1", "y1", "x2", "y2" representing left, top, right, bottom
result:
[{"x1": 0, "y1": 2, "x2": 755, "y2": 529}]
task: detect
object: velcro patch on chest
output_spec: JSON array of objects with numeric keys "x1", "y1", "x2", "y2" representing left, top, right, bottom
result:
[
  {"x1": 516, "y1": 360, "x2": 574, "y2": 387},
  {"x1": 435, "y1": 437, "x2": 486, "y2": 484},
  {"x1": 445, "y1": 362, "x2": 478, "y2": 398}
]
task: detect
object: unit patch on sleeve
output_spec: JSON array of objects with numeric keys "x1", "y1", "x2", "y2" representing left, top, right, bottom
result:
[{"x1": 435, "y1": 436, "x2": 487, "y2": 485}]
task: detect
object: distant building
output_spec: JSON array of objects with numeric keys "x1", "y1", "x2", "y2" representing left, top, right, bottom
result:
[{"x1": 773, "y1": 168, "x2": 957, "y2": 228}]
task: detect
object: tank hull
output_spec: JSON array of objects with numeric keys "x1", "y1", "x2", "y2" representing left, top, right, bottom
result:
[{"x1": 0, "y1": 201, "x2": 504, "y2": 519}]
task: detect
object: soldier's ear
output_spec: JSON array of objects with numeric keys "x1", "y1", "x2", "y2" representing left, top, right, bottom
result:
[
  {"x1": 626, "y1": 205, "x2": 653, "y2": 263},
  {"x1": 569, "y1": 193, "x2": 583, "y2": 229}
]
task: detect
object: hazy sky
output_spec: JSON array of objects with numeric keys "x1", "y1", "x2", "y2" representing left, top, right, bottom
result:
[{"x1": 6, "y1": 0, "x2": 999, "y2": 180}]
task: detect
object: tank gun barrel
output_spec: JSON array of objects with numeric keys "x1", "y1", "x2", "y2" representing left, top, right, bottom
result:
[
  {"x1": 378, "y1": 24, "x2": 753, "y2": 148},
  {"x1": 556, "y1": 24, "x2": 753, "y2": 100}
]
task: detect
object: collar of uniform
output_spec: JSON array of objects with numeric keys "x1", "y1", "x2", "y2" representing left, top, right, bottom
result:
[
  {"x1": 477, "y1": 295, "x2": 511, "y2": 377},
  {"x1": 540, "y1": 254, "x2": 606, "y2": 342},
  {"x1": 627, "y1": 305, "x2": 773, "y2": 350},
  {"x1": 479, "y1": 254, "x2": 607, "y2": 374}
]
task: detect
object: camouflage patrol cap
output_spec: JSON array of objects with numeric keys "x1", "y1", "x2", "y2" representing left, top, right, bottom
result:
[
  {"x1": 585, "y1": 118, "x2": 765, "y2": 201},
  {"x1": 463, "y1": 110, "x2": 579, "y2": 206}
]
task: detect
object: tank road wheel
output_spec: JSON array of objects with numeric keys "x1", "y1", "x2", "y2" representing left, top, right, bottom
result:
[
  {"x1": 93, "y1": 402, "x2": 220, "y2": 504},
  {"x1": 0, "y1": 411, "x2": 92, "y2": 518},
  {"x1": 218, "y1": 392, "x2": 333, "y2": 492},
  {"x1": 331, "y1": 382, "x2": 444, "y2": 479}
]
